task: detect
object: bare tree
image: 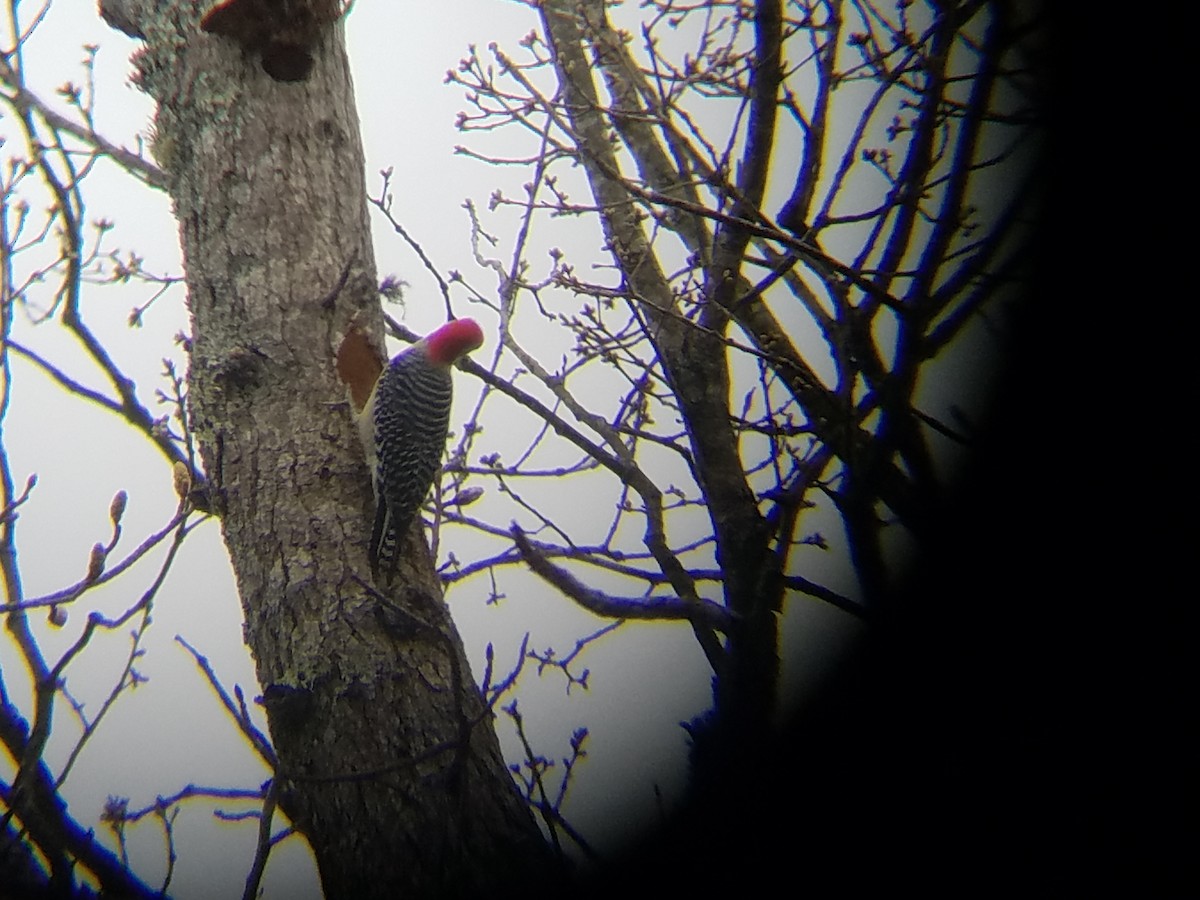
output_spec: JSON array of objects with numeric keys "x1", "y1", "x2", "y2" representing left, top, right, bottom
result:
[
  {"x1": 1, "y1": 0, "x2": 1046, "y2": 896},
  {"x1": 438, "y1": 0, "x2": 1045, "y2": 790}
]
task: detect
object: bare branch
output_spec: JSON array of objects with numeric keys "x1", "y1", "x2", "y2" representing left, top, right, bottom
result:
[
  {"x1": 176, "y1": 636, "x2": 277, "y2": 770},
  {"x1": 0, "y1": 56, "x2": 167, "y2": 190},
  {"x1": 241, "y1": 779, "x2": 279, "y2": 900},
  {"x1": 511, "y1": 524, "x2": 733, "y2": 633}
]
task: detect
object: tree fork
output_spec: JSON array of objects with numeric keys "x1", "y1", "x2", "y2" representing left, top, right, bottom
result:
[{"x1": 540, "y1": 0, "x2": 782, "y2": 776}]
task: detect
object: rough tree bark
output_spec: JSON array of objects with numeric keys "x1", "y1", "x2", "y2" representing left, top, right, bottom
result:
[{"x1": 98, "y1": 2, "x2": 551, "y2": 895}]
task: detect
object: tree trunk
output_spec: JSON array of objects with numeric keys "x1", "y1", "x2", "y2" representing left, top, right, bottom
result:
[
  {"x1": 100, "y1": 2, "x2": 551, "y2": 895},
  {"x1": 539, "y1": 0, "x2": 782, "y2": 779}
]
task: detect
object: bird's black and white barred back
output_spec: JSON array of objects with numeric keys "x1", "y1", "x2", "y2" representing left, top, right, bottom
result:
[{"x1": 360, "y1": 318, "x2": 484, "y2": 582}]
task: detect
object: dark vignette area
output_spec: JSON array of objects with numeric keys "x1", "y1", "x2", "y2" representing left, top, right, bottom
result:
[{"x1": 582, "y1": 11, "x2": 1177, "y2": 896}]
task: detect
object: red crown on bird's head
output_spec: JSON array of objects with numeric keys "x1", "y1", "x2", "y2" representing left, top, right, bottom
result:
[{"x1": 424, "y1": 318, "x2": 484, "y2": 366}]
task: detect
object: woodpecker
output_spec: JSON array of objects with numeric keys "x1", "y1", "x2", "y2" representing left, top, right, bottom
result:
[{"x1": 356, "y1": 318, "x2": 484, "y2": 582}]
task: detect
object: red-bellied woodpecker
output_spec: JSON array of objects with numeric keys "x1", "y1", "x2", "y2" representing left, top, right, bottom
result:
[{"x1": 356, "y1": 318, "x2": 484, "y2": 581}]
